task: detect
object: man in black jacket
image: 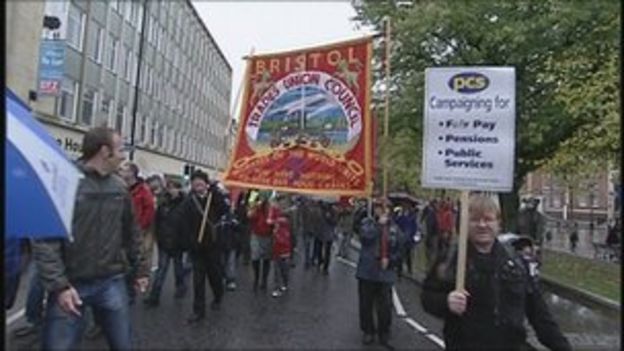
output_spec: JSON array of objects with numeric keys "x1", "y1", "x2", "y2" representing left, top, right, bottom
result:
[
  {"x1": 174, "y1": 170, "x2": 229, "y2": 324},
  {"x1": 421, "y1": 194, "x2": 571, "y2": 351},
  {"x1": 32, "y1": 127, "x2": 148, "y2": 350},
  {"x1": 144, "y1": 179, "x2": 188, "y2": 306}
]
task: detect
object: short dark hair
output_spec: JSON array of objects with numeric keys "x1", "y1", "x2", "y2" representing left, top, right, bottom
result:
[
  {"x1": 125, "y1": 162, "x2": 140, "y2": 178},
  {"x1": 190, "y1": 169, "x2": 209, "y2": 184},
  {"x1": 166, "y1": 179, "x2": 182, "y2": 189},
  {"x1": 81, "y1": 127, "x2": 117, "y2": 160}
]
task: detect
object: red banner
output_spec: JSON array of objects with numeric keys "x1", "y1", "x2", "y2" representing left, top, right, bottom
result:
[{"x1": 222, "y1": 37, "x2": 374, "y2": 196}]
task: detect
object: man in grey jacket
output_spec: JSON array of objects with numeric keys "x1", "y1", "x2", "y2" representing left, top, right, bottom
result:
[{"x1": 32, "y1": 127, "x2": 149, "y2": 350}]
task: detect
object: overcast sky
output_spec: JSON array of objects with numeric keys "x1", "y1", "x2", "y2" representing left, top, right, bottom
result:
[{"x1": 192, "y1": 1, "x2": 375, "y2": 115}]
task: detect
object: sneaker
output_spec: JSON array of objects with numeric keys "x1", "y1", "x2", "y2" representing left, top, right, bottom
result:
[
  {"x1": 186, "y1": 313, "x2": 205, "y2": 324},
  {"x1": 13, "y1": 324, "x2": 40, "y2": 338},
  {"x1": 85, "y1": 325, "x2": 102, "y2": 340},
  {"x1": 279, "y1": 286, "x2": 288, "y2": 292},
  {"x1": 271, "y1": 289, "x2": 283, "y2": 298},
  {"x1": 174, "y1": 287, "x2": 187, "y2": 299},
  {"x1": 226, "y1": 282, "x2": 237, "y2": 291}
]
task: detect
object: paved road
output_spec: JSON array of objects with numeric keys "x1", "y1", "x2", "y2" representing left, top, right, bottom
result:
[
  {"x1": 6, "y1": 244, "x2": 620, "y2": 350},
  {"x1": 6, "y1": 248, "x2": 445, "y2": 350}
]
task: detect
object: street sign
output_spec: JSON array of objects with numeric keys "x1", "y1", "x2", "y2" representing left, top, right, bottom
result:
[
  {"x1": 421, "y1": 67, "x2": 516, "y2": 192},
  {"x1": 37, "y1": 39, "x2": 66, "y2": 96}
]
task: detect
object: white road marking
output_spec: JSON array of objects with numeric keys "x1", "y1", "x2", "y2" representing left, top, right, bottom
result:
[
  {"x1": 6, "y1": 266, "x2": 159, "y2": 326},
  {"x1": 425, "y1": 333, "x2": 446, "y2": 348},
  {"x1": 404, "y1": 317, "x2": 428, "y2": 333},
  {"x1": 336, "y1": 256, "x2": 444, "y2": 349},
  {"x1": 392, "y1": 287, "x2": 407, "y2": 317}
]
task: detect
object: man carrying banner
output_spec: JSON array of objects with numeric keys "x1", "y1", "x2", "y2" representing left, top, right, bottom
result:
[
  {"x1": 173, "y1": 170, "x2": 229, "y2": 324},
  {"x1": 420, "y1": 194, "x2": 571, "y2": 350}
]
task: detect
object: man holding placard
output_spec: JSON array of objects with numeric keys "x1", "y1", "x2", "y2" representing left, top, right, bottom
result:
[{"x1": 420, "y1": 194, "x2": 571, "y2": 350}]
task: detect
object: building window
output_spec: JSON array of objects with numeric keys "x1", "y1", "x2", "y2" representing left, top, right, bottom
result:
[
  {"x1": 106, "y1": 35, "x2": 118, "y2": 72},
  {"x1": 100, "y1": 95, "x2": 112, "y2": 116},
  {"x1": 90, "y1": 27, "x2": 104, "y2": 63},
  {"x1": 110, "y1": 0, "x2": 119, "y2": 12},
  {"x1": 122, "y1": 45, "x2": 132, "y2": 81},
  {"x1": 58, "y1": 78, "x2": 78, "y2": 121},
  {"x1": 81, "y1": 88, "x2": 97, "y2": 126},
  {"x1": 150, "y1": 120, "x2": 157, "y2": 146},
  {"x1": 115, "y1": 103, "x2": 125, "y2": 133},
  {"x1": 68, "y1": 3, "x2": 85, "y2": 51}
]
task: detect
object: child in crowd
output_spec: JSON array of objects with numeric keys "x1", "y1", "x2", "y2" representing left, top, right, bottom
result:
[{"x1": 268, "y1": 195, "x2": 293, "y2": 298}]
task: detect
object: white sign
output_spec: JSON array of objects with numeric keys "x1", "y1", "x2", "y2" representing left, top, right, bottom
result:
[{"x1": 421, "y1": 67, "x2": 516, "y2": 192}]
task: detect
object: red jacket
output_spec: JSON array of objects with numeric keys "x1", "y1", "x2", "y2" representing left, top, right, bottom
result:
[
  {"x1": 268, "y1": 206, "x2": 292, "y2": 258},
  {"x1": 129, "y1": 180, "x2": 155, "y2": 231},
  {"x1": 249, "y1": 204, "x2": 272, "y2": 237},
  {"x1": 436, "y1": 205, "x2": 454, "y2": 234}
]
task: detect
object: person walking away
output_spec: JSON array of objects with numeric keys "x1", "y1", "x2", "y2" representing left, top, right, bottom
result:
[
  {"x1": 301, "y1": 198, "x2": 323, "y2": 269},
  {"x1": 421, "y1": 194, "x2": 571, "y2": 350},
  {"x1": 436, "y1": 199, "x2": 455, "y2": 260},
  {"x1": 174, "y1": 170, "x2": 229, "y2": 323},
  {"x1": 337, "y1": 205, "x2": 355, "y2": 258},
  {"x1": 315, "y1": 201, "x2": 337, "y2": 275},
  {"x1": 356, "y1": 200, "x2": 398, "y2": 348},
  {"x1": 421, "y1": 199, "x2": 439, "y2": 267},
  {"x1": 216, "y1": 208, "x2": 241, "y2": 291},
  {"x1": 32, "y1": 127, "x2": 149, "y2": 350},
  {"x1": 569, "y1": 222, "x2": 579, "y2": 253},
  {"x1": 13, "y1": 255, "x2": 45, "y2": 337},
  {"x1": 394, "y1": 204, "x2": 418, "y2": 277},
  {"x1": 247, "y1": 192, "x2": 273, "y2": 291},
  {"x1": 267, "y1": 195, "x2": 293, "y2": 298},
  {"x1": 235, "y1": 191, "x2": 251, "y2": 266},
  {"x1": 144, "y1": 179, "x2": 188, "y2": 307},
  {"x1": 119, "y1": 162, "x2": 155, "y2": 305}
]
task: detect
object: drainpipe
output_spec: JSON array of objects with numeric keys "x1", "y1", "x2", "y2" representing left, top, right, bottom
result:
[{"x1": 129, "y1": 0, "x2": 148, "y2": 161}]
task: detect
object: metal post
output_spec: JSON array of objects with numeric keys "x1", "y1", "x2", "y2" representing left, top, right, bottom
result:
[{"x1": 129, "y1": 0, "x2": 148, "y2": 161}]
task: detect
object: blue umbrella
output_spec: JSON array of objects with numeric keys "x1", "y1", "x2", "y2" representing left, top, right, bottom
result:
[{"x1": 5, "y1": 88, "x2": 83, "y2": 241}]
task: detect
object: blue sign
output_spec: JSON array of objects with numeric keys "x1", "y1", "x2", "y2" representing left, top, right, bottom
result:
[{"x1": 38, "y1": 39, "x2": 66, "y2": 96}]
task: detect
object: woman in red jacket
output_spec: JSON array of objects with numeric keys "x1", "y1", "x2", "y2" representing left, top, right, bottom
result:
[{"x1": 247, "y1": 193, "x2": 273, "y2": 292}]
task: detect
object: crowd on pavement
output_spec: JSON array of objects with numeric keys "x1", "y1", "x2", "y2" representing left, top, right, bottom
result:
[{"x1": 5, "y1": 126, "x2": 574, "y2": 350}]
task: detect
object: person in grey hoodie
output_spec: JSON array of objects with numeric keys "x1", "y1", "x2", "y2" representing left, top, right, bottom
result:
[{"x1": 32, "y1": 127, "x2": 149, "y2": 351}]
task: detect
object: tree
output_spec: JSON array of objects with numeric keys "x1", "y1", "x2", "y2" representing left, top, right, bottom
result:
[{"x1": 354, "y1": 0, "x2": 620, "y2": 230}]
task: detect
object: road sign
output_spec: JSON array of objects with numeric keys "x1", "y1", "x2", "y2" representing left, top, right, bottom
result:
[{"x1": 421, "y1": 67, "x2": 516, "y2": 193}]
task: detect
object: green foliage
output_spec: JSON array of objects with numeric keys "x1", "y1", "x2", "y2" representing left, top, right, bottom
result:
[{"x1": 355, "y1": 0, "x2": 620, "y2": 225}]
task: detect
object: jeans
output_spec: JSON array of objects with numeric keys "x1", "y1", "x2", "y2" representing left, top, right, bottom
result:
[
  {"x1": 149, "y1": 248, "x2": 186, "y2": 301},
  {"x1": 313, "y1": 239, "x2": 332, "y2": 272},
  {"x1": 273, "y1": 257, "x2": 290, "y2": 288},
  {"x1": 42, "y1": 274, "x2": 132, "y2": 351},
  {"x1": 25, "y1": 263, "x2": 45, "y2": 325},
  {"x1": 222, "y1": 249, "x2": 237, "y2": 283}
]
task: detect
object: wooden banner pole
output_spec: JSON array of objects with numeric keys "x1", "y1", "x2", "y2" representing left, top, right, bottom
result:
[
  {"x1": 455, "y1": 190, "x2": 471, "y2": 291},
  {"x1": 197, "y1": 192, "x2": 213, "y2": 244}
]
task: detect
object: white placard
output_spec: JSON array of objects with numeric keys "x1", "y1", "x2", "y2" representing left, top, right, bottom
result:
[{"x1": 421, "y1": 67, "x2": 516, "y2": 192}]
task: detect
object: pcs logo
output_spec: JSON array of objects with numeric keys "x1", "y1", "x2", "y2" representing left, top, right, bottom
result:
[{"x1": 448, "y1": 72, "x2": 489, "y2": 94}]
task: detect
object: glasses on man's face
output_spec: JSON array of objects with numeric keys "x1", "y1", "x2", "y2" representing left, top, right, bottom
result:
[{"x1": 469, "y1": 216, "x2": 498, "y2": 225}]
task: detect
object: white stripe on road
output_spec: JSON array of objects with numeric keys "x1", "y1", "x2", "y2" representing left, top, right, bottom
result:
[
  {"x1": 405, "y1": 317, "x2": 428, "y2": 333},
  {"x1": 336, "y1": 256, "x2": 357, "y2": 268},
  {"x1": 5, "y1": 310, "x2": 25, "y2": 326},
  {"x1": 6, "y1": 266, "x2": 159, "y2": 326},
  {"x1": 336, "y1": 256, "x2": 444, "y2": 349},
  {"x1": 425, "y1": 333, "x2": 446, "y2": 348},
  {"x1": 392, "y1": 287, "x2": 407, "y2": 317}
]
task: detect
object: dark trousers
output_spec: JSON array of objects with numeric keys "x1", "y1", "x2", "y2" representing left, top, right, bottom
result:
[
  {"x1": 313, "y1": 239, "x2": 332, "y2": 271},
  {"x1": 358, "y1": 279, "x2": 392, "y2": 337},
  {"x1": 191, "y1": 252, "x2": 224, "y2": 316}
]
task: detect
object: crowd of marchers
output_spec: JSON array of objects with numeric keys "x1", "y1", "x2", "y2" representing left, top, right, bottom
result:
[{"x1": 9, "y1": 126, "x2": 572, "y2": 351}]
